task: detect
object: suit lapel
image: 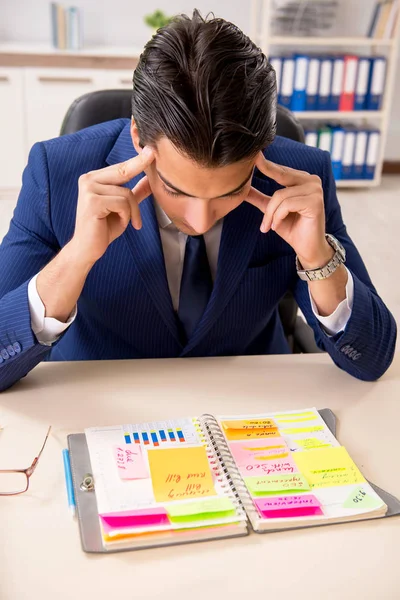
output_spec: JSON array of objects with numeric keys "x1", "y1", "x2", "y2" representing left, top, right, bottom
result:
[
  {"x1": 181, "y1": 175, "x2": 274, "y2": 356},
  {"x1": 106, "y1": 123, "x2": 182, "y2": 346}
]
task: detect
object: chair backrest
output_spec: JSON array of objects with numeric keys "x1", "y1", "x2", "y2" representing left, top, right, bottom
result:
[
  {"x1": 61, "y1": 89, "x2": 305, "y2": 143},
  {"x1": 60, "y1": 89, "x2": 305, "y2": 348}
]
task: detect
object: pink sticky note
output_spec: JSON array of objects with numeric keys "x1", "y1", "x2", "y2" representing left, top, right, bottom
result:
[
  {"x1": 255, "y1": 494, "x2": 323, "y2": 519},
  {"x1": 113, "y1": 444, "x2": 148, "y2": 480},
  {"x1": 229, "y1": 437, "x2": 297, "y2": 477},
  {"x1": 100, "y1": 508, "x2": 170, "y2": 534}
]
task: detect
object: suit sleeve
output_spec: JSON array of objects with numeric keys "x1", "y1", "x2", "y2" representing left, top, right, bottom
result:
[
  {"x1": 294, "y1": 151, "x2": 397, "y2": 381},
  {"x1": 0, "y1": 142, "x2": 61, "y2": 392}
]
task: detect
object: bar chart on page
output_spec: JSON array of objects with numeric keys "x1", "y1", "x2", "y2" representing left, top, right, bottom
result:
[{"x1": 121, "y1": 418, "x2": 202, "y2": 448}]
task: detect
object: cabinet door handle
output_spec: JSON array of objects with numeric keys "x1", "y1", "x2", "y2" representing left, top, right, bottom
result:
[
  {"x1": 120, "y1": 79, "x2": 132, "y2": 85},
  {"x1": 38, "y1": 76, "x2": 93, "y2": 84},
  {"x1": 0, "y1": 76, "x2": 10, "y2": 82}
]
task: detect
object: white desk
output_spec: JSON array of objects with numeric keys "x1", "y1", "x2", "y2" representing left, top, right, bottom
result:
[{"x1": 1, "y1": 354, "x2": 399, "y2": 600}]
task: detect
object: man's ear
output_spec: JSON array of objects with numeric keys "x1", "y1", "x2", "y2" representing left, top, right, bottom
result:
[{"x1": 130, "y1": 117, "x2": 143, "y2": 154}]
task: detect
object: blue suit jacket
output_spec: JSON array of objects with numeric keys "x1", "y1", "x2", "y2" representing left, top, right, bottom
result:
[{"x1": 0, "y1": 119, "x2": 396, "y2": 391}]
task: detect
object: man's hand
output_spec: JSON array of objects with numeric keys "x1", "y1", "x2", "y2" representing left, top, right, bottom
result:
[
  {"x1": 72, "y1": 147, "x2": 155, "y2": 265},
  {"x1": 246, "y1": 152, "x2": 348, "y2": 317},
  {"x1": 36, "y1": 147, "x2": 154, "y2": 323},
  {"x1": 246, "y1": 152, "x2": 333, "y2": 269}
]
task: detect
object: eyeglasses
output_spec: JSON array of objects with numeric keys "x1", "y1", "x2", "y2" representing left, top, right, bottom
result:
[{"x1": 0, "y1": 426, "x2": 51, "y2": 495}]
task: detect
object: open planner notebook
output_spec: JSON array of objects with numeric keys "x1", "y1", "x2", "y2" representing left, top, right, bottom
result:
[{"x1": 68, "y1": 408, "x2": 399, "y2": 553}]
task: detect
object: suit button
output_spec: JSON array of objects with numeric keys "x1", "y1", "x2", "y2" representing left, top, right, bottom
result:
[
  {"x1": 353, "y1": 352, "x2": 361, "y2": 361},
  {"x1": 13, "y1": 342, "x2": 22, "y2": 354},
  {"x1": 6, "y1": 344, "x2": 15, "y2": 357},
  {"x1": 1, "y1": 349, "x2": 9, "y2": 360}
]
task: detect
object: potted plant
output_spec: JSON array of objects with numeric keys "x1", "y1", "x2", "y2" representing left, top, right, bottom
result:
[{"x1": 144, "y1": 10, "x2": 173, "y2": 35}]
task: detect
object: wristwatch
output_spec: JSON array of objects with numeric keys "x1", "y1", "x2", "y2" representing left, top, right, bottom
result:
[{"x1": 296, "y1": 234, "x2": 346, "y2": 282}]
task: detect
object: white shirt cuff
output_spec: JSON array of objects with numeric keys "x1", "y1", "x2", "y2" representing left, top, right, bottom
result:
[
  {"x1": 28, "y1": 274, "x2": 77, "y2": 345},
  {"x1": 309, "y1": 267, "x2": 354, "y2": 336}
]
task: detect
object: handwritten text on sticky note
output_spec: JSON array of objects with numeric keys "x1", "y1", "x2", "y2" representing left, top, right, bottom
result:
[
  {"x1": 222, "y1": 419, "x2": 276, "y2": 430},
  {"x1": 229, "y1": 437, "x2": 297, "y2": 476},
  {"x1": 244, "y1": 473, "x2": 311, "y2": 495},
  {"x1": 148, "y1": 446, "x2": 216, "y2": 502},
  {"x1": 255, "y1": 494, "x2": 323, "y2": 518},
  {"x1": 343, "y1": 487, "x2": 383, "y2": 510},
  {"x1": 113, "y1": 445, "x2": 148, "y2": 480},
  {"x1": 224, "y1": 428, "x2": 279, "y2": 441},
  {"x1": 293, "y1": 446, "x2": 366, "y2": 488}
]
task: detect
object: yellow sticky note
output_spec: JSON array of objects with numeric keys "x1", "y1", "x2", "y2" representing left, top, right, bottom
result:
[
  {"x1": 282, "y1": 426, "x2": 324, "y2": 434},
  {"x1": 275, "y1": 416, "x2": 318, "y2": 424},
  {"x1": 222, "y1": 419, "x2": 276, "y2": 430},
  {"x1": 293, "y1": 446, "x2": 366, "y2": 489},
  {"x1": 148, "y1": 446, "x2": 216, "y2": 502},
  {"x1": 296, "y1": 438, "x2": 331, "y2": 450}
]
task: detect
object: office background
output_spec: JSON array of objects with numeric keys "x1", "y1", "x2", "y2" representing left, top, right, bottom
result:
[{"x1": 0, "y1": 0, "x2": 399, "y2": 328}]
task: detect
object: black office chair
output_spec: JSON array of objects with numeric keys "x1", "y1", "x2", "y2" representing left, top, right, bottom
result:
[{"x1": 61, "y1": 91, "x2": 322, "y2": 353}]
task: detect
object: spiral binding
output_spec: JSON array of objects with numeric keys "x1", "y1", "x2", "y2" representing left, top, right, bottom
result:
[
  {"x1": 197, "y1": 414, "x2": 260, "y2": 529},
  {"x1": 191, "y1": 416, "x2": 247, "y2": 521}
]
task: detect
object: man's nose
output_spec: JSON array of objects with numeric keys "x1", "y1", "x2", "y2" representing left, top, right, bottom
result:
[{"x1": 185, "y1": 201, "x2": 214, "y2": 234}]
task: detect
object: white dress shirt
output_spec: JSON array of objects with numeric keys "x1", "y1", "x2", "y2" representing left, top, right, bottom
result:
[{"x1": 28, "y1": 202, "x2": 354, "y2": 345}]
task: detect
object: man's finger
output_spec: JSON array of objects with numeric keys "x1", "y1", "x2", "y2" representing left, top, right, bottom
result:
[
  {"x1": 255, "y1": 152, "x2": 309, "y2": 187},
  {"x1": 129, "y1": 176, "x2": 152, "y2": 229},
  {"x1": 245, "y1": 186, "x2": 272, "y2": 214},
  {"x1": 92, "y1": 146, "x2": 155, "y2": 186}
]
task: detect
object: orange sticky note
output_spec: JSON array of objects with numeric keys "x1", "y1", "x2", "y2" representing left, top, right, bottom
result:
[
  {"x1": 222, "y1": 419, "x2": 276, "y2": 431},
  {"x1": 148, "y1": 446, "x2": 216, "y2": 502}
]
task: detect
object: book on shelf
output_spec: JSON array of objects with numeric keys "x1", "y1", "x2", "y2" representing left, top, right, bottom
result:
[
  {"x1": 50, "y1": 3, "x2": 83, "y2": 50},
  {"x1": 367, "y1": 0, "x2": 399, "y2": 38}
]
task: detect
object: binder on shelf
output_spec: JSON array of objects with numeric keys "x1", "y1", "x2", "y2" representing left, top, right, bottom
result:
[
  {"x1": 318, "y1": 126, "x2": 332, "y2": 153},
  {"x1": 330, "y1": 56, "x2": 344, "y2": 111},
  {"x1": 331, "y1": 127, "x2": 345, "y2": 180},
  {"x1": 291, "y1": 55, "x2": 309, "y2": 111},
  {"x1": 341, "y1": 127, "x2": 356, "y2": 180},
  {"x1": 339, "y1": 55, "x2": 358, "y2": 112},
  {"x1": 304, "y1": 127, "x2": 319, "y2": 147},
  {"x1": 354, "y1": 57, "x2": 371, "y2": 110},
  {"x1": 305, "y1": 57, "x2": 320, "y2": 111},
  {"x1": 352, "y1": 130, "x2": 369, "y2": 179},
  {"x1": 269, "y1": 57, "x2": 283, "y2": 98},
  {"x1": 279, "y1": 56, "x2": 295, "y2": 108},
  {"x1": 366, "y1": 57, "x2": 387, "y2": 110},
  {"x1": 364, "y1": 130, "x2": 381, "y2": 180},
  {"x1": 317, "y1": 57, "x2": 333, "y2": 111}
]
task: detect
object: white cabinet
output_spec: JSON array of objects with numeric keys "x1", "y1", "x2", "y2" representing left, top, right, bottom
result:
[
  {"x1": 0, "y1": 68, "x2": 26, "y2": 189},
  {"x1": 24, "y1": 67, "x2": 105, "y2": 154},
  {"x1": 103, "y1": 69, "x2": 134, "y2": 89}
]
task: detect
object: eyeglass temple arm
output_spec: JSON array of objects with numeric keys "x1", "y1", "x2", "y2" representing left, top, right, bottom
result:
[{"x1": 28, "y1": 426, "x2": 52, "y2": 475}]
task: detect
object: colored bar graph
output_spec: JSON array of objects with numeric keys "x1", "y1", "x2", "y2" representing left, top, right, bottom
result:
[
  {"x1": 142, "y1": 432, "x2": 150, "y2": 445},
  {"x1": 159, "y1": 429, "x2": 167, "y2": 442},
  {"x1": 151, "y1": 431, "x2": 159, "y2": 446},
  {"x1": 133, "y1": 432, "x2": 140, "y2": 444},
  {"x1": 124, "y1": 433, "x2": 131, "y2": 444},
  {"x1": 177, "y1": 429, "x2": 185, "y2": 443},
  {"x1": 168, "y1": 429, "x2": 176, "y2": 442}
]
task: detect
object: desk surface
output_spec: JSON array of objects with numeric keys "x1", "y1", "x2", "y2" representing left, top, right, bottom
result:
[{"x1": 1, "y1": 354, "x2": 399, "y2": 600}]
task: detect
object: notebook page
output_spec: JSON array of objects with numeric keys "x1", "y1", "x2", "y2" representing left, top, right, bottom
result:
[
  {"x1": 217, "y1": 408, "x2": 386, "y2": 524},
  {"x1": 85, "y1": 417, "x2": 246, "y2": 538}
]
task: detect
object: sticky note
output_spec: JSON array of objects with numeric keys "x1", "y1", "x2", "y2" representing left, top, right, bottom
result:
[
  {"x1": 255, "y1": 494, "x2": 323, "y2": 518},
  {"x1": 296, "y1": 437, "x2": 331, "y2": 450},
  {"x1": 293, "y1": 446, "x2": 366, "y2": 489},
  {"x1": 273, "y1": 411, "x2": 317, "y2": 420},
  {"x1": 167, "y1": 497, "x2": 236, "y2": 522},
  {"x1": 224, "y1": 428, "x2": 279, "y2": 441},
  {"x1": 244, "y1": 473, "x2": 311, "y2": 495},
  {"x1": 343, "y1": 487, "x2": 383, "y2": 510},
  {"x1": 148, "y1": 446, "x2": 216, "y2": 502},
  {"x1": 100, "y1": 508, "x2": 170, "y2": 534},
  {"x1": 281, "y1": 426, "x2": 324, "y2": 434},
  {"x1": 113, "y1": 444, "x2": 148, "y2": 480},
  {"x1": 275, "y1": 416, "x2": 318, "y2": 424},
  {"x1": 222, "y1": 419, "x2": 276, "y2": 430},
  {"x1": 229, "y1": 437, "x2": 297, "y2": 477}
]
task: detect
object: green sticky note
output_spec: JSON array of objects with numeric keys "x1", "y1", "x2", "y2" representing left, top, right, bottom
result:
[
  {"x1": 343, "y1": 487, "x2": 383, "y2": 510},
  {"x1": 244, "y1": 473, "x2": 311, "y2": 495},
  {"x1": 167, "y1": 497, "x2": 236, "y2": 523}
]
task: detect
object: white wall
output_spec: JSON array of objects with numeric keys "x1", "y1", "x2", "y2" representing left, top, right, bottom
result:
[{"x1": 0, "y1": 0, "x2": 399, "y2": 160}]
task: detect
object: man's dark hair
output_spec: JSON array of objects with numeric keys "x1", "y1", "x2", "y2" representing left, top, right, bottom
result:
[{"x1": 132, "y1": 9, "x2": 276, "y2": 167}]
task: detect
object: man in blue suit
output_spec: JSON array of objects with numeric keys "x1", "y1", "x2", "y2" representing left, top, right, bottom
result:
[{"x1": 0, "y1": 11, "x2": 396, "y2": 391}]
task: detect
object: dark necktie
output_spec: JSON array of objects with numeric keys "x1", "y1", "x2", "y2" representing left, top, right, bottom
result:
[{"x1": 178, "y1": 235, "x2": 213, "y2": 341}]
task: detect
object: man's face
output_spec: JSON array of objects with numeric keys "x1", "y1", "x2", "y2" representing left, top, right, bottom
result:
[{"x1": 131, "y1": 123, "x2": 255, "y2": 235}]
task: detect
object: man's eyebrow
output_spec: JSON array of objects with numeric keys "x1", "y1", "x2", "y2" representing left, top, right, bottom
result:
[{"x1": 156, "y1": 169, "x2": 254, "y2": 198}]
